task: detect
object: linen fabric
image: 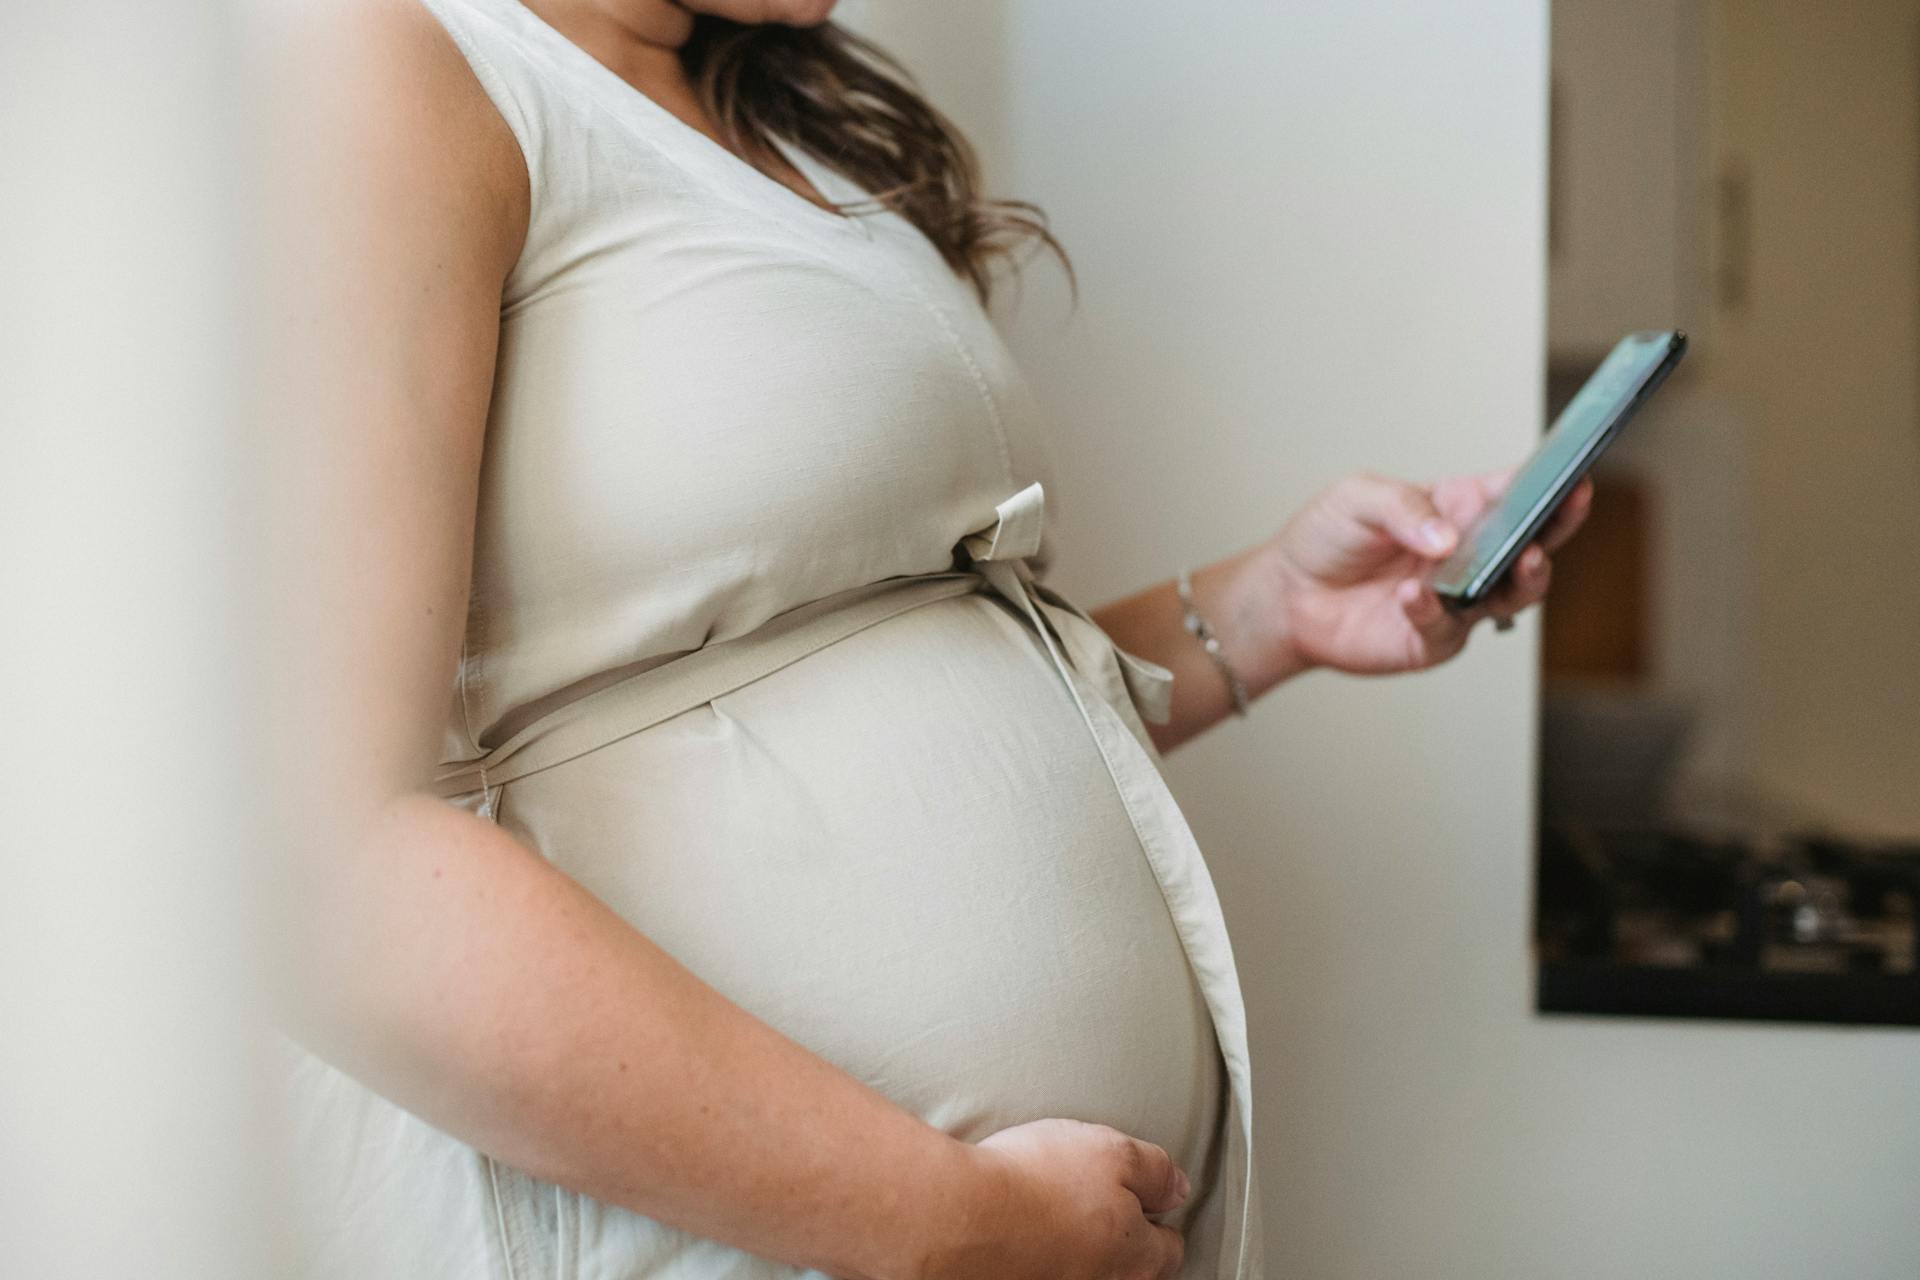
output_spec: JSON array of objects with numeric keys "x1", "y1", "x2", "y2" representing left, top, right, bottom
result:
[{"x1": 280, "y1": 1, "x2": 1263, "y2": 1275}]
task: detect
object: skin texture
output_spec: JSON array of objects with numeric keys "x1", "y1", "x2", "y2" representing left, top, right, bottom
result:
[{"x1": 264, "y1": 2, "x2": 1586, "y2": 1278}]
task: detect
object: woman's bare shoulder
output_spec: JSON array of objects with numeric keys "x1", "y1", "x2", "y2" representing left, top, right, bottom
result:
[
  {"x1": 263, "y1": 0, "x2": 529, "y2": 272},
  {"x1": 260, "y1": 2, "x2": 532, "y2": 794}
]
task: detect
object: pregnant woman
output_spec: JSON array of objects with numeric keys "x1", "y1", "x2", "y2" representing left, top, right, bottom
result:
[{"x1": 269, "y1": 1, "x2": 1585, "y2": 1277}]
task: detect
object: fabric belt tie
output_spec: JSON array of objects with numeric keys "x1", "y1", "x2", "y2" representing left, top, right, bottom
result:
[
  {"x1": 963, "y1": 483, "x2": 1174, "y2": 738},
  {"x1": 432, "y1": 482, "x2": 1170, "y2": 800}
]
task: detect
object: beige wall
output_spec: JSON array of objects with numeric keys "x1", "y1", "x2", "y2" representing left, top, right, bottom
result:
[
  {"x1": 1595, "y1": 0, "x2": 1920, "y2": 837},
  {"x1": 861, "y1": 2, "x2": 1920, "y2": 1276},
  {"x1": 1708, "y1": 0, "x2": 1920, "y2": 836}
]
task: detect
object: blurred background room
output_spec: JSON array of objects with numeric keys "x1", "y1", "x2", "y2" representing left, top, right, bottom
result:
[{"x1": 1535, "y1": 0, "x2": 1920, "y2": 1031}]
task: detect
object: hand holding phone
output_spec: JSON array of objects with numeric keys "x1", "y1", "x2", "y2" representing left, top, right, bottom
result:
[
  {"x1": 1430, "y1": 330, "x2": 1687, "y2": 607},
  {"x1": 1246, "y1": 336, "x2": 1682, "y2": 682}
]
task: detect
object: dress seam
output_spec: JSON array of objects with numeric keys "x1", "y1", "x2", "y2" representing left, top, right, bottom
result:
[
  {"x1": 485, "y1": 1156, "x2": 521, "y2": 1280},
  {"x1": 457, "y1": 636, "x2": 480, "y2": 750},
  {"x1": 418, "y1": 0, "x2": 547, "y2": 227},
  {"x1": 891, "y1": 263, "x2": 1018, "y2": 491}
]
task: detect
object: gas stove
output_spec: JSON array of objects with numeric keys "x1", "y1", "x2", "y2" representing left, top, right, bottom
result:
[{"x1": 1535, "y1": 824, "x2": 1920, "y2": 1026}]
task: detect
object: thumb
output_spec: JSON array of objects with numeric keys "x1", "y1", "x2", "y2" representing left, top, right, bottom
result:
[{"x1": 1340, "y1": 474, "x2": 1458, "y2": 559}]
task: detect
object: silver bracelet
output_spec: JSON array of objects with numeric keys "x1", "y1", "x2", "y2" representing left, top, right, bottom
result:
[{"x1": 1176, "y1": 569, "x2": 1252, "y2": 718}]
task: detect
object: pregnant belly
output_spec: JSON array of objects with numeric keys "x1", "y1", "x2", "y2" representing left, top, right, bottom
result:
[{"x1": 497, "y1": 593, "x2": 1224, "y2": 1209}]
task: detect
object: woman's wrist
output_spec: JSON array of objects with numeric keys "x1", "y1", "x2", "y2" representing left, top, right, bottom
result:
[
  {"x1": 1192, "y1": 542, "x2": 1318, "y2": 699},
  {"x1": 880, "y1": 1137, "x2": 1019, "y2": 1280},
  {"x1": 1091, "y1": 540, "x2": 1322, "y2": 749}
]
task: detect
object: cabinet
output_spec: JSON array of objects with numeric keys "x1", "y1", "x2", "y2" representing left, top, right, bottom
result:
[{"x1": 1549, "y1": 0, "x2": 1711, "y2": 363}]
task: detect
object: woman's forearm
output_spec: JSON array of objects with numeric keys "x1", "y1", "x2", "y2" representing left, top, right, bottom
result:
[
  {"x1": 290, "y1": 792, "x2": 987, "y2": 1280},
  {"x1": 1090, "y1": 542, "x2": 1311, "y2": 753}
]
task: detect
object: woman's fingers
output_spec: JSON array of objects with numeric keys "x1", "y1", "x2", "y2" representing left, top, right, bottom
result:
[
  {"x1": 1430, "y1": 467, "x2": 1501, "y2": 531},
  {"x1": 1398, "y1": 542, "x2": 1552, "y2": 660},
  {"x1": 1386, "y1": 466, "x2": 1583, "y2": 660},
  {"x1": 1114, "y1": 1137, "x2": 1188, "y2": 1216},
  {"x1": 1102, "y1": 1137, "x2": 1188, "y2": 1280},
  {"x1": 1147, "y1": 1222, "x2": 1186, "y2": 1279},
  {"x1": 1481, "y1": 544, "x2": 1553, "y2": 623},
  {"x1": 1338, "y1": 473, "x2": 1458, "y2": 559},
  {"x1": 1436, "y1": 469, "x2": 1592, "y2": 556},
  {"x1": 1474, "y1": 463, "x2": 1522, "y2": 501},
  {"x1": 1535, "y1": 476, "x2": 1594, "y2": 553},
  {"x1": 1397, "y1": 576, "x2": 1468, "y2": 657},
  {"x1": 970, "y1": 1118, "x2": 1190, "y2": 1280}
]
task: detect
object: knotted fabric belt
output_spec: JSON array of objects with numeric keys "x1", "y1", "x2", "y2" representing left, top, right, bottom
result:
[{"x1": 432, "y1": 482, "x2": 1172, "y2": 800}]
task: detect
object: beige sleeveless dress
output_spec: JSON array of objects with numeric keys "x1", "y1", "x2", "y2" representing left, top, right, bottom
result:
[{"x1": 279, "y1": 1, "x2": 1262, "y2": 1275}]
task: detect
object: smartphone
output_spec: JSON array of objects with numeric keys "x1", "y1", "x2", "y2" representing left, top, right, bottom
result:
[{"x1": 1430, "y1": 329, "x2": 1687, "y2": 608}]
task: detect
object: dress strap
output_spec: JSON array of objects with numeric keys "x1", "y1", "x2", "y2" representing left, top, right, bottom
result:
[{"x1": 962, "y1": 484, "x2": 1174, "y2": 745}]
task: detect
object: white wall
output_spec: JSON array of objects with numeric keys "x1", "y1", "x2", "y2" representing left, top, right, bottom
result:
[
  {"x1": 0, "y1": 2, "x2": 273, "y2": 1277},
  {"x1": 864, "y1": 3, "x2": 1920, "y2": 1276}
]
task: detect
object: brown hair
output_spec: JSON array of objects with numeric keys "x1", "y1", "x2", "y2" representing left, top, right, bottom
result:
[{"x1": 682, "y1": 17, "x2": 1069, "y2": 304}]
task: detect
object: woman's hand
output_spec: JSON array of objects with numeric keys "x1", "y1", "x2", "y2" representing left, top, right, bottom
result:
[
  {"x1": 917, "y1": 1118, "x2": 1189, "y2": 1280},
  {"x1": 1091, "y1": 465, "x2": 1595, "y2": 751},
  {"x1": 1252, "y1": 467, "x2": 1592, "y2": 677}
]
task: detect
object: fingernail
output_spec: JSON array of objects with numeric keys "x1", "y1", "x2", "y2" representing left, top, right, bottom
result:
[
  {"x1": 1419, "y1": 519, "x2": 1454, "y2": 553},
  {"x1": 1173, "y1": 1168, "x2": 1191, "y2": 1202}
]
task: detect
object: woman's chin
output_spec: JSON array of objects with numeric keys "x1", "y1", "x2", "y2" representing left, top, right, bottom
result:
[
  {"x1": 775, "y1": 0, "x2": 839, "y2": 27},
  {"x1": 685, "y1": 0, "x2": 840, "y2": 28}
]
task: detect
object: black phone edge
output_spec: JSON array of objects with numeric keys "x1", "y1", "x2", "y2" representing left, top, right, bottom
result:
[{"x1": 1435, "y1": 330, "x2": 1688, "y2": 612}]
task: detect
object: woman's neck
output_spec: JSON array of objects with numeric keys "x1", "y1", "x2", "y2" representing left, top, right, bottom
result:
[
  {"x1": 520, "y1": 0, "x2": 734, "y2": 149},
  {"x1": 522, "y1": 0, "x2": 695, "y2": 83},
  {"x1": 514, "y1": 0, "x2": 829, "y2": 212}
]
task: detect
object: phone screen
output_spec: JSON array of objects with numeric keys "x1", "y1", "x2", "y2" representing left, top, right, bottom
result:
[{"x1": 1431, "y1": 330, "x2": 1685, "y2": 605}]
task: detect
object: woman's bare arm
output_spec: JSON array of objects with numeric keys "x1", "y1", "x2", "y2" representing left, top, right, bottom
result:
[
  {"x1": 260, "y1": 6, "x2": 1187, "y2": 1280},
  {"x1": 261, "y1": 6, "x2": 982, "y2": 1276}
]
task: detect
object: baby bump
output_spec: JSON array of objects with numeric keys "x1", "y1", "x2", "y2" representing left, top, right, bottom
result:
[{"x1": 496, "y1": 593, "x2": 1224, "y2": 1194}]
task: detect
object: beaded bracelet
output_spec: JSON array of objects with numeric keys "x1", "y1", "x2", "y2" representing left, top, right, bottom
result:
[{"x1": 1176, "y1": 569, "x2": 1252, "y2": 718}]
